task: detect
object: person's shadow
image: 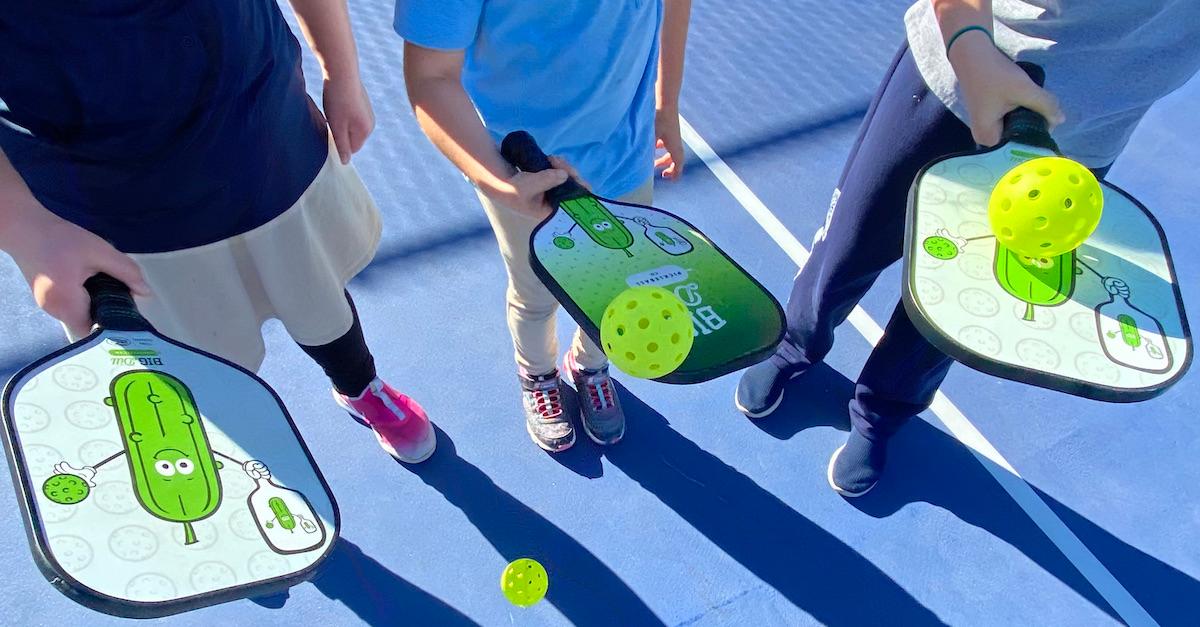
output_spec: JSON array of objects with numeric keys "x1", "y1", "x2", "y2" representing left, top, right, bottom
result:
[
  {"x1": 406, "y1": 427, "x2": 666, "y2": 626},
  {"x1": 758, "y1": 364, "x2": 1200, "y2": 626},
  {"x1": 604, "y1": 374, "x2": 946, "y2": 626}
]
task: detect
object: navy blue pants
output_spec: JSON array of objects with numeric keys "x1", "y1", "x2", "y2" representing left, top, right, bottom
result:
[{"x1": 775, "y1": 45, "x2": 1110, "y2": 442}]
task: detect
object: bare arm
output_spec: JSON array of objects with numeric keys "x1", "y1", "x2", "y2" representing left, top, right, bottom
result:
[
  {"x1": 0, "y1": 147, "x2": 147, "y2": 335},
  {"x1": 931, "y1": 0, "x2": 1063, "y2": 145},
  {"x1": 403, "y1": 42, "x2": 571, "y2": 217},
  {"x1": 654, "y1": 0, "x2": 692, "y2": 179},
  {"x1": 287, "y1": 0, "x2": 374, "y2": 162}
]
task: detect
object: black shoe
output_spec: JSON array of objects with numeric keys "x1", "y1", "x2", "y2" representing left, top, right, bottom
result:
[
  {"x1": 827, "y1": 428, "x2": 887, "y2": 498},
  {"x1": 734, "y1": 359, "x2": 804, "y2": 418}
]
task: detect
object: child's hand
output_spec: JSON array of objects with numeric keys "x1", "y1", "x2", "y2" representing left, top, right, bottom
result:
[
  {"x1": 655, "y1": 107, "x2": 686, "y2": 179},
  {"x1": 485, "y1": 156, "x2": 584, "y2": 219},
  {"x1": 950, "y1": 34, "x2": 1065, "y2": 147},
  {"x1": 3, "y1": 205, "x2": 149, "y2": 337},
  {"x1": 323, "y1": 76, "x2": 375, "y2": 164}
]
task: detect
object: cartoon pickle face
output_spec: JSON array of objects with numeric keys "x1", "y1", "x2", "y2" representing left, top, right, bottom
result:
[
  {"x1": 106, "y1": 371, "x2": 221, "y2": 545},
  {"x1": 560, "y1": 197, "x2": 634, "y2": 256}
]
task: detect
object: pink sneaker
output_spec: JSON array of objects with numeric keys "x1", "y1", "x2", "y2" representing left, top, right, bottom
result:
[{"x1": 334, "y1": 378, "x2": 436, "y2": 464}]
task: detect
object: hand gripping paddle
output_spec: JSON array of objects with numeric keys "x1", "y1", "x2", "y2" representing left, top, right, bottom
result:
[
  {"x1": 500, "y1": 131, "x2": 785, "y2": 384},
  {"x1": 903, "y1": 63, "x2": 1191, "y2": 401},
  {"x1": 1, "y1": 274, "x2": 339, "y2": 617}
]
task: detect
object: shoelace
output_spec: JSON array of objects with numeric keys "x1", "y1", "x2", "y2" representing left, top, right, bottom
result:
[
  {"x1": 585, "y1": 378, "x2": 614, "y2": 411},
  {"x1": 531, "y1": 387, "x2": 563, "y2": 419}
]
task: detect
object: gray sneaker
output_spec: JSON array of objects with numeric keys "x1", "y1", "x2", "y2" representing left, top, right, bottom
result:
[
  {"x1": 563, "y1": 353, "x2": 625, "y2": 445},
  {"x1": 520, "y1": 370, "x2": 575, "y2": 452}
]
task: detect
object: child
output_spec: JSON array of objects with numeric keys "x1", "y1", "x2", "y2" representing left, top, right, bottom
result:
[
  {"x1": 396, "y1": 1, "x2": 692, "y2": 451},
  {"x1": 736, "y1": 0, "x2": 1200, "y2": 496},
  {"x1": 0, "y1": 1, "x2": 436, "y2": 463}
]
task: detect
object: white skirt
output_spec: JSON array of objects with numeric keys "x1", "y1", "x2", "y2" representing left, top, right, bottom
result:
[{"x1": 73, "y1": 137, "x2": 383, "y2": 372}]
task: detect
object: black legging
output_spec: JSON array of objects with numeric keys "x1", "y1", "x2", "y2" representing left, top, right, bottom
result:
[{"x1": 298, "y1": 292, "x2": 377, "y2": 397}]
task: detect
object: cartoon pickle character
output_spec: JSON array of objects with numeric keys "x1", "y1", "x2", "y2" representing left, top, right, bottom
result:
[
  {"x1": 559, "y1": 196, "x2": 635, "y2": 257},
  {"x1": 42, "y1": 371, "x2": 322, "y2": 551},
  {"x1": 919, "y1": 228, "x2": 1079, "y2": 322}
]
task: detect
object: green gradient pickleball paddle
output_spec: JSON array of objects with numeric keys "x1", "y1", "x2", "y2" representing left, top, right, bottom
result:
[
  {"x1": 903, "y1": 63, "x2": 1191, "y2": 402},
  {"x1": 501, "y1": 131, "x2": 785, "y2": 384},
  {"x1": 1, "y1": 275, "x2": 338, "y2": 618}
]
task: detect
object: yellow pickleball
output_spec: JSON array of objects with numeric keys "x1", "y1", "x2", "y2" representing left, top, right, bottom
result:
[
  {"x1": 501, "y1": 558, "x2": 548, "y2": 607},
  {"x1": 600, "y1": 286, "x2": 695, "y2": 379},
  {"x1": 988, "y1": 156, "x2": 1103, "y2": 258}
]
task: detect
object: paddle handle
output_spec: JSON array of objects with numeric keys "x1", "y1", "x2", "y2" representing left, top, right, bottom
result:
[
  {"x1": 1000, "y1": 62, "x2": 1059, "y2": 151},
  {"x1": 85, "y1": 274, "x2": 151, "y2": 332},
  {"x1": 499, "y1": 131, "x2": 588, "y2": 206}
]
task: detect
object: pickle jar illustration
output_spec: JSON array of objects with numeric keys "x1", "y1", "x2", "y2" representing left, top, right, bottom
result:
[
  {"x1": 106, "y1": 371, "x2": 221, "y2": 545},
  {"x1": 560, "y1": 197, "x2": 635, "y2": 257},
  {"x1": 634, "y1": 217, "x2": 693, "y2": 256},
  {"x1": 243, "y1": 461, "x2": 325, "y2": 554},
  {"x1": 1095, "y1": 278, "x2": 1172, "y2": 373}
]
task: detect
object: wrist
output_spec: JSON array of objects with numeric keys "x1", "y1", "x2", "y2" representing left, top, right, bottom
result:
[
  {"x1": 0, "y1": 199, "x2": 57, "y2": 254},
  {"x1": 947, "y1": 31, "x2": 1002, "y2": 75}
]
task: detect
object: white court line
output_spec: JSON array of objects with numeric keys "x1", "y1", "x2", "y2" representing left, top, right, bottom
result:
[{"x1": 679, "y1": 116, "x2": 1157, "y2": 627}]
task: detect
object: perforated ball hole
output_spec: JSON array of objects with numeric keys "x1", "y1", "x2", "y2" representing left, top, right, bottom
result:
[
  {"x1": 647, "y1": 342, "x2": 659, "y2": 353},
  {"x1": 1028, "y1": 189, "x2": 1041, "y2": 199},
  {"x1": 638, "y1": 318, "x2": 650, "y2": 329}
]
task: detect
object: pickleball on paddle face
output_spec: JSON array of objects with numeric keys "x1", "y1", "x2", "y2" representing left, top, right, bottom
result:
[
  {"x1": 500, "y1": 131, "x2": 786, "y2": 384},
  {"x1": 0, "y1": 275, "x2": 339, "y2": 618},
  {"x1": 902, "y1": 63, "x2": 1191, "y2": 402}
]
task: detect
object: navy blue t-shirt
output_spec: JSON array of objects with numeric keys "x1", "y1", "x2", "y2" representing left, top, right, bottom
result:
[{"x1": 0, "y1": 1, "x2": 328, "y2": 253}]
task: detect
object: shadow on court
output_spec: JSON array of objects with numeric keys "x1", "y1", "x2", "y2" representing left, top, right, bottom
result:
[
  {"x1": 308, "y1": 539, "x2": 479, "y2": 626},
  {"x1": 605, "y1": 378, "x2": 946, "y2": 626},
  {"x1": 406, "y1": 427, "x2": 666, "y2": 627},
  {"x1": 758, "y1": 363, "x2": 1200, "y2": 626}
]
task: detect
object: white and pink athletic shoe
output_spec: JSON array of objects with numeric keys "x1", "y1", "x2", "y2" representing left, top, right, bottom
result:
[{"x1": 334, "y1": 378, "x2": 437, "y2": 464}]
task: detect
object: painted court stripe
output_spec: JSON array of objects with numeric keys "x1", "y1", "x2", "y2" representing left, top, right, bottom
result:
[{"x1": 679, "y1": 116, "x2": 1157, "y2": 627}]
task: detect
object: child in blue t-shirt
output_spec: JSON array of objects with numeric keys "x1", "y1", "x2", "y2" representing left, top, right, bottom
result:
[
  {"x1": 396, "y1": 0, "x2": 692, "y2": 452},
  {"x1": 737, "y1": 0, "x2": 1200, "y2": 496}
]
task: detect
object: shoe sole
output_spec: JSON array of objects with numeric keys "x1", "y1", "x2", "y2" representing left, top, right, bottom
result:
[
  {"x1": 826, "y1": 444, "x2": 877, "y2": 498},
  {"x1": 734, "y1": 370, "x2": 804, "y2": 419},
  {"x1": 527, "y1": 420, "x2": 576, "y2": 453},
  {"x1": 582, "y1": 422, "x2": 624, "y2": 446}
]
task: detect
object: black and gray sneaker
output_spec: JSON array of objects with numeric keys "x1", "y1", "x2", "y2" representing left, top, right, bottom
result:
[
  {"x1": 563, "y1": 353, "x2": 625, "y2": 445},
  {"x1": 520, "y1": 370, "x2": 575, "y2": 452}
]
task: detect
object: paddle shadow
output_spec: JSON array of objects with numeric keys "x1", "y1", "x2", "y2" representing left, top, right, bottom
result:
[
  {"x1": 308, "y1": 538, "x2": 479, "y2": 626},
  {"x1": 762, "y1": 365, "x2": 1200, "y2": 625},
  {"x1": 406, "y1": 427, "x2": 665, "y2": 626},
  {"x1": 604, "y1": 382, "x2": 945, "y2": 625}
]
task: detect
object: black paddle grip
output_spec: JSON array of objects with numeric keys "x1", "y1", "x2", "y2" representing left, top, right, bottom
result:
[
  {"x1": 85, "y1": 274, "x2": 151, "y2": 332},
  {"x1": 1000, "y1": 62, "x2": 1058, "y2": 151},
  {"x1": 499, "y1": 131, "x2": 587, "y2": 206}
]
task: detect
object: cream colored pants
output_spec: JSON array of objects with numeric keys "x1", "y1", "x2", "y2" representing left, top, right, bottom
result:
[{"x1": 478, "y1": 179, "x2": 654, "y2": 376}]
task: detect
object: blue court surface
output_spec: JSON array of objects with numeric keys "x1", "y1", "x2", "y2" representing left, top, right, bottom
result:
[{"x1": 2, "y1": 2, "x2": 1198, "y2": 625}]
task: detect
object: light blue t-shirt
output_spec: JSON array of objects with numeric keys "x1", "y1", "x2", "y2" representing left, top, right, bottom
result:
[{"x1": 395, "y1": 0, "x2": 663, "y2": 198}]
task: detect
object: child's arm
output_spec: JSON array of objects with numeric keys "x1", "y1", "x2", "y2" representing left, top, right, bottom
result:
[
  {"x1": 655, "y1": 0, "x2": 693, "y2": 180},
  {"x1": 403, "y1": 43, "x2": 574, "y2": 218},
  {"x1": 932, "y1": 0, "x2": 1063, "y2": 146},
  {"x1": 0, "y1": 148, "x2": 148, "y2": 336},
  {"x1": 288, "y1": 0, "x2": 374, "y2": 164}
]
